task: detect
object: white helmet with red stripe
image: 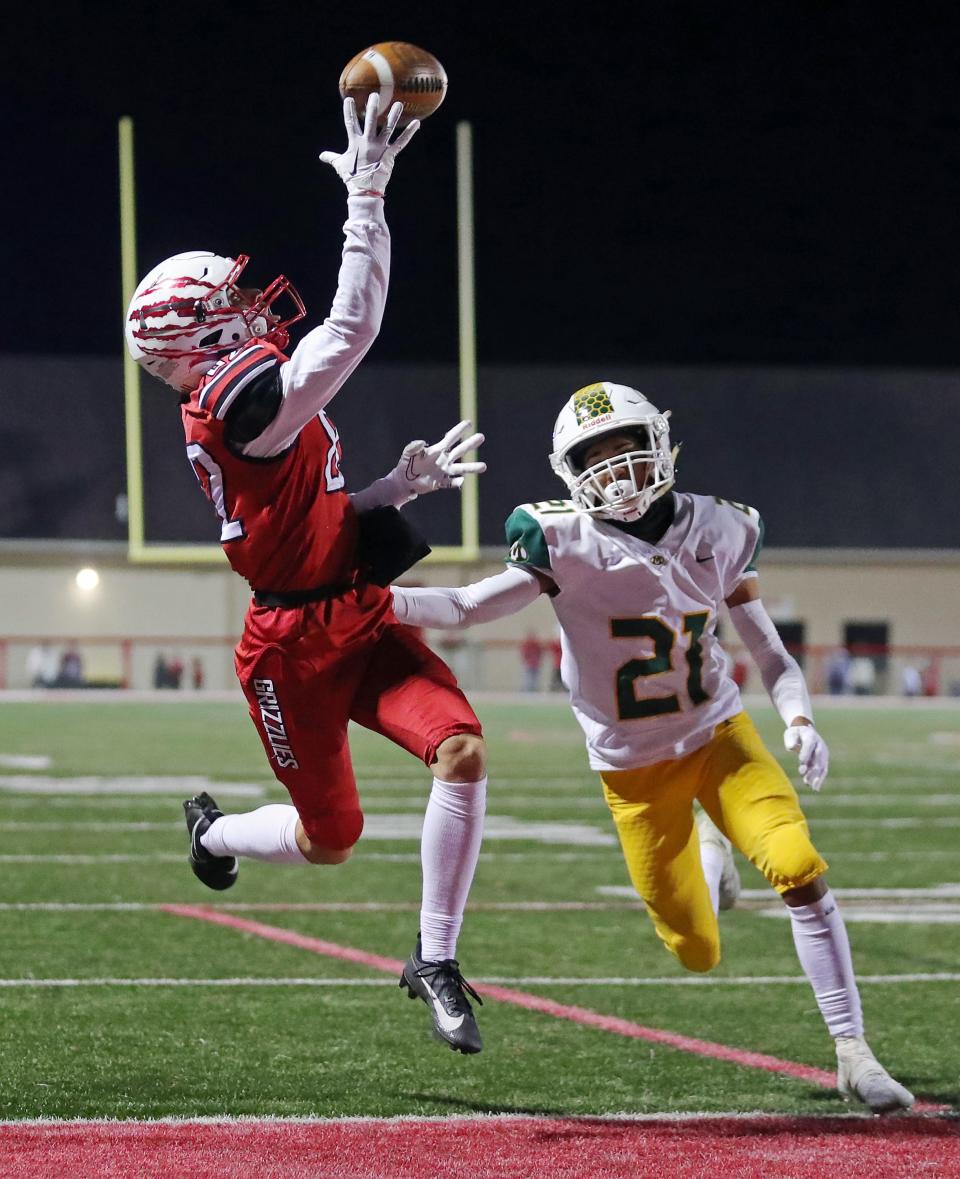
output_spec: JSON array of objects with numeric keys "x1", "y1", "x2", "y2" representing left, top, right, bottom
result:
[{"x1": 124, "y1": 251, "x2": 306, "y2": 393}]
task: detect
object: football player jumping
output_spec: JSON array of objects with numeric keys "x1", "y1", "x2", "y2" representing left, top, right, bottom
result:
[
  {"x1": 125, "y1": 97, "x2": 487, "y2": 1054},
  {"x1": 390, "y1": 380, "x2": 915, "y2": 1107}
]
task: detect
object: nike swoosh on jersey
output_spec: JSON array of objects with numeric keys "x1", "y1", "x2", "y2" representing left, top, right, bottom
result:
[{"x1": 695, "y1": 554, "x2": 715, "y2": 563}]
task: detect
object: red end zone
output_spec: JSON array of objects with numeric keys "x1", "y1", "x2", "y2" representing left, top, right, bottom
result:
[{"x1": 2, "y1": 1116, "x2": 958, "y2": 1179}]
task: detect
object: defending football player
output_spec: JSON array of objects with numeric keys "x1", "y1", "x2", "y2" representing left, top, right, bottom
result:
[
  {"x1": 125, "y1": 97, "x2": 486, "y2": 1054},
  {"x1": 390, "y1": 380, "x2": 915, "y2": 1106}
]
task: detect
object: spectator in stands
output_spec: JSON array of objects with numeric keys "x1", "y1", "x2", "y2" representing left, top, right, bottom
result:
[
  {"x1": 167, "y1": 654, "x2": 185, "y2": 689},
  {"x1": 901, "y1": 665, "x2": 923, "y2": 698},
  {"x1": 548, "y1": 634, "x2": 563, "y2": 691},
  {"x1": 25, "y1": 642, "x2": 58, "y2": 689},
  {"x1": 826, "y1": 649, "x2": 851, "y2": 695},
  {"x1": 849, "y1": 655, "x2": 876, "y2": 697},
  {"x1": 191, "y1": 657, "x2": 205, "y2": 690},
  {"x1": 153, "y1": 653, "x2": 169, "y2": 689},
  {"x1": 57, "y1": 644, "x2": 84, "y2": 688},
  {"x1": 731, "y1": 658, "x2": 749, "y2": 692},
  {"x1": 519, "y1": 632, "x2": 543, "y2": 692}
]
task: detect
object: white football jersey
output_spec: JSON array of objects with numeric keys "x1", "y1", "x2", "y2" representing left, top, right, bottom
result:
[{"x1": 505, "y1": 492, "x2": 763, "y2": 771}]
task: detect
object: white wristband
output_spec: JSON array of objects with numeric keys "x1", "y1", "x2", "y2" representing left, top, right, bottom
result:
[{"x1": 349, "y1": 469, "x2": 416, "y2": 512}]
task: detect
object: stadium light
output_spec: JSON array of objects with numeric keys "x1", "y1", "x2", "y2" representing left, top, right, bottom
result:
[{"x1": 75, "y1": 567, "x2": 100, "y2": 592}]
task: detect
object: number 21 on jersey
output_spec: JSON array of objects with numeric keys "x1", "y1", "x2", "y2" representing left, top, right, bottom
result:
[{"x1": 612, "y1": 612, "x2": 711, "y2": 720}]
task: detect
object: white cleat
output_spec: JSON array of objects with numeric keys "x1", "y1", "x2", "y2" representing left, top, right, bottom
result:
[
  {"x1": 695, "y1": 808, "x2": 741, "y2": 911},
  {"x1": 836, "y1": 1036, "x2": 915, "y2": 1114}
]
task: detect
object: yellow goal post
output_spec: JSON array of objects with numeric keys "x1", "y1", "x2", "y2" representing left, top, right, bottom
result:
[{"x1": 119, "y1": 116, "x2": 480, "y2": 564}]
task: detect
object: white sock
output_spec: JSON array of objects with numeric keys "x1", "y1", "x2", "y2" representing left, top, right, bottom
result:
[
  {"x1": 787, "y1": 889, "x2": 864, "y2": 1038},
  {"x1": 201, "y1": 804, "x2": 308, "y2": 865},
  {"x1": 699, "y1": 843, "x2": 725, "y2": 917},
  {"x1": 419, "y1": 776, "x2": 487, "y2": 962}
]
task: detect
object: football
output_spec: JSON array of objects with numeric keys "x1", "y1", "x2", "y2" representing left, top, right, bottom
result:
[{"x1": 339, "y1": 42, "x2": 448, "y2": 128}]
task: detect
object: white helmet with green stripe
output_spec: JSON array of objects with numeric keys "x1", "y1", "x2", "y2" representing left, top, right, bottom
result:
[{"x1": 549, "y1": 381, "x2": 675, "y2": 522}]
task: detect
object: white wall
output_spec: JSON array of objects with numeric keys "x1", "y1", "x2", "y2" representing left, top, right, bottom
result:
[{"x1": 1, "y1": 545, "x2": 958, "y2": 691}]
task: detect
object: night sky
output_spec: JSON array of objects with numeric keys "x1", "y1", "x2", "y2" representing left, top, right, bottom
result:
[{"x1": 3, "y1": 3, "x2": 959, "y2": 367}]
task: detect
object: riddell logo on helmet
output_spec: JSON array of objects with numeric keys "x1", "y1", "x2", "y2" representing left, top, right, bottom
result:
[
  {"x1": 579, "y1": 412, "x2": 614, "y2": 429},
  {"x1": 253, "y1": 678, "x2": 299, "y2": 769}
]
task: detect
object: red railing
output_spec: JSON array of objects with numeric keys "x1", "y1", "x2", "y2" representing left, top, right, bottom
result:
[{"x1": 2, "y1": 635, "x2": 960, "y2": 696}]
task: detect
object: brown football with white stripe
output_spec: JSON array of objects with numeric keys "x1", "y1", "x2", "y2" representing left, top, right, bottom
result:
[{"x1": 339, "y1": 42, "x2": 447, "y2": 128}]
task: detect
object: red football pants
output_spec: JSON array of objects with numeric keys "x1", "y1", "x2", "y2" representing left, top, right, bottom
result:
[{"x1": 235, "y1": 593, "x2": 482, "y2": 851}]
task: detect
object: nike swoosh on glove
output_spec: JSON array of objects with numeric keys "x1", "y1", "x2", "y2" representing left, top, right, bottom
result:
[
  {"x1": 398, "y1": 419, "x2": 486, "y2": 494},
  {"x1": 320, "y1": 94, "x2": 420, "y2": 196},
  {"x1": 784, "y1": 724, "x2": 830, "y2": 791}
]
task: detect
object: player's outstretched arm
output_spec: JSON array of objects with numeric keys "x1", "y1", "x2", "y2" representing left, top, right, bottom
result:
[
  {"x1": 391, "y1": 566, "x2": 544, "y2": 629},
  {"x1": 243, "y1": 96, "x2": 420, "y2": 459},
  {"x1": 350, "y1": 421, "x2": 486, "y2": 512},
  {"x1": 726, "y1": 578, "x2": 830, "y2": 791}
]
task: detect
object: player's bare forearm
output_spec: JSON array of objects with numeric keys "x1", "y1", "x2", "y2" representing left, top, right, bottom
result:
[{"x1": 724, "y1": 576, "x2": 760, "y2": 608}]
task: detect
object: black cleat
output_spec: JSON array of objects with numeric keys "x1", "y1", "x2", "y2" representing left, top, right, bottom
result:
[
  {"x1": 183, "y1": 791, "x2": 238, "y2": 891},
  {"x1": 399, "y1": 937, "x2": 483, "y2": 1054}
]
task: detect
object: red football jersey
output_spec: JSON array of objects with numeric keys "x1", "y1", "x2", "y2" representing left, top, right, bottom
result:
[{"x1": 182, "y1": 341, "x2": 358, "y2": 591}]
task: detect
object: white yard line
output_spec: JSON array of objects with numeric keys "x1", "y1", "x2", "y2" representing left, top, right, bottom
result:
[
  {"x1": 809, "y1": 817, "x2": 960, "y2": 828},
  {"x1": 366, "y1": 852, "x2": 618, "y2": 861},
  {"x1": 0, "y1": 776, "x2": 266, "y2": 798},
  {"x1": 0, "y1": 902, "x2": 645, "y2": 915},
  {"x1": 4, "y1": 888, "x2": 960, "y2": 910},
  {"x1": 815, "y1": 776, "x2": 959, "y2": 787},
  {"x1": 0, "y1": 977, "x2": 397, "y2": 988},
  {"x1": 818, "y1": 850, "x2": 960, "y2": 860},
  {"x1": 0, "y1": 822, "x2": 179, "y2": 831},
  {"x1": 0, "y1": 973, "x2": 956, "y2": 988},
  {"x1": 802, "y1": 794, "x2": 960, "y2": 807},
  {"x1": 2, "y1": 805, "x2": 958, "y2": 835},
  {"x1": 364, "y1": 792, "x2": 960, "y2": 810},
  {"x1": 0, "y1": 798, "x2": 196, "y2": 810},
  {"x1": 3, "y1": 688, "x2": 959, "y2": 706},
  {"x1": 598, "y1": 884, "x2": 960, "y2": 900},
  {"x1": 0, "y1": 854, "x2": 184, "y2": 863},
  {"x1": 0, "y1": 754, "x2": 51, "y2": 770},
  {"x1": 0, "y1": 903, "x2": 168, "y2": 911},
  {"x1": 0, "y1": 851, "x2": 619, "y2": 864},
  {"x1": 759, "y1": 906, "x2": 960, "y2": 924}
]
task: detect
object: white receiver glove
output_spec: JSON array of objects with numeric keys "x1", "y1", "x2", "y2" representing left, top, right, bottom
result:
[
  {"x1": 320, "y1": 94, "x2": 420, "y2": 196},
  {"x1": 396, "y1": 420, "x2": 486, "y2": 495},
  {"x1": 784, "y1": 724, "x2": 830, "y2": 791},
  {"x1": 348, "y1": 420, "x2": 486, "y2": 512}
]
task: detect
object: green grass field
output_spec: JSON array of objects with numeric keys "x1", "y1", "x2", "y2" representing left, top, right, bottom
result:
[{"x1": 0, "y1": 697, "x2": 957, "y2": 1120}]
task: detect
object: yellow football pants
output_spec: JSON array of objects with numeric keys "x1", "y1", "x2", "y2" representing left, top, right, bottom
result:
[{"x1": 601, "y1": 711, "x2": 827, "y2": 973}]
